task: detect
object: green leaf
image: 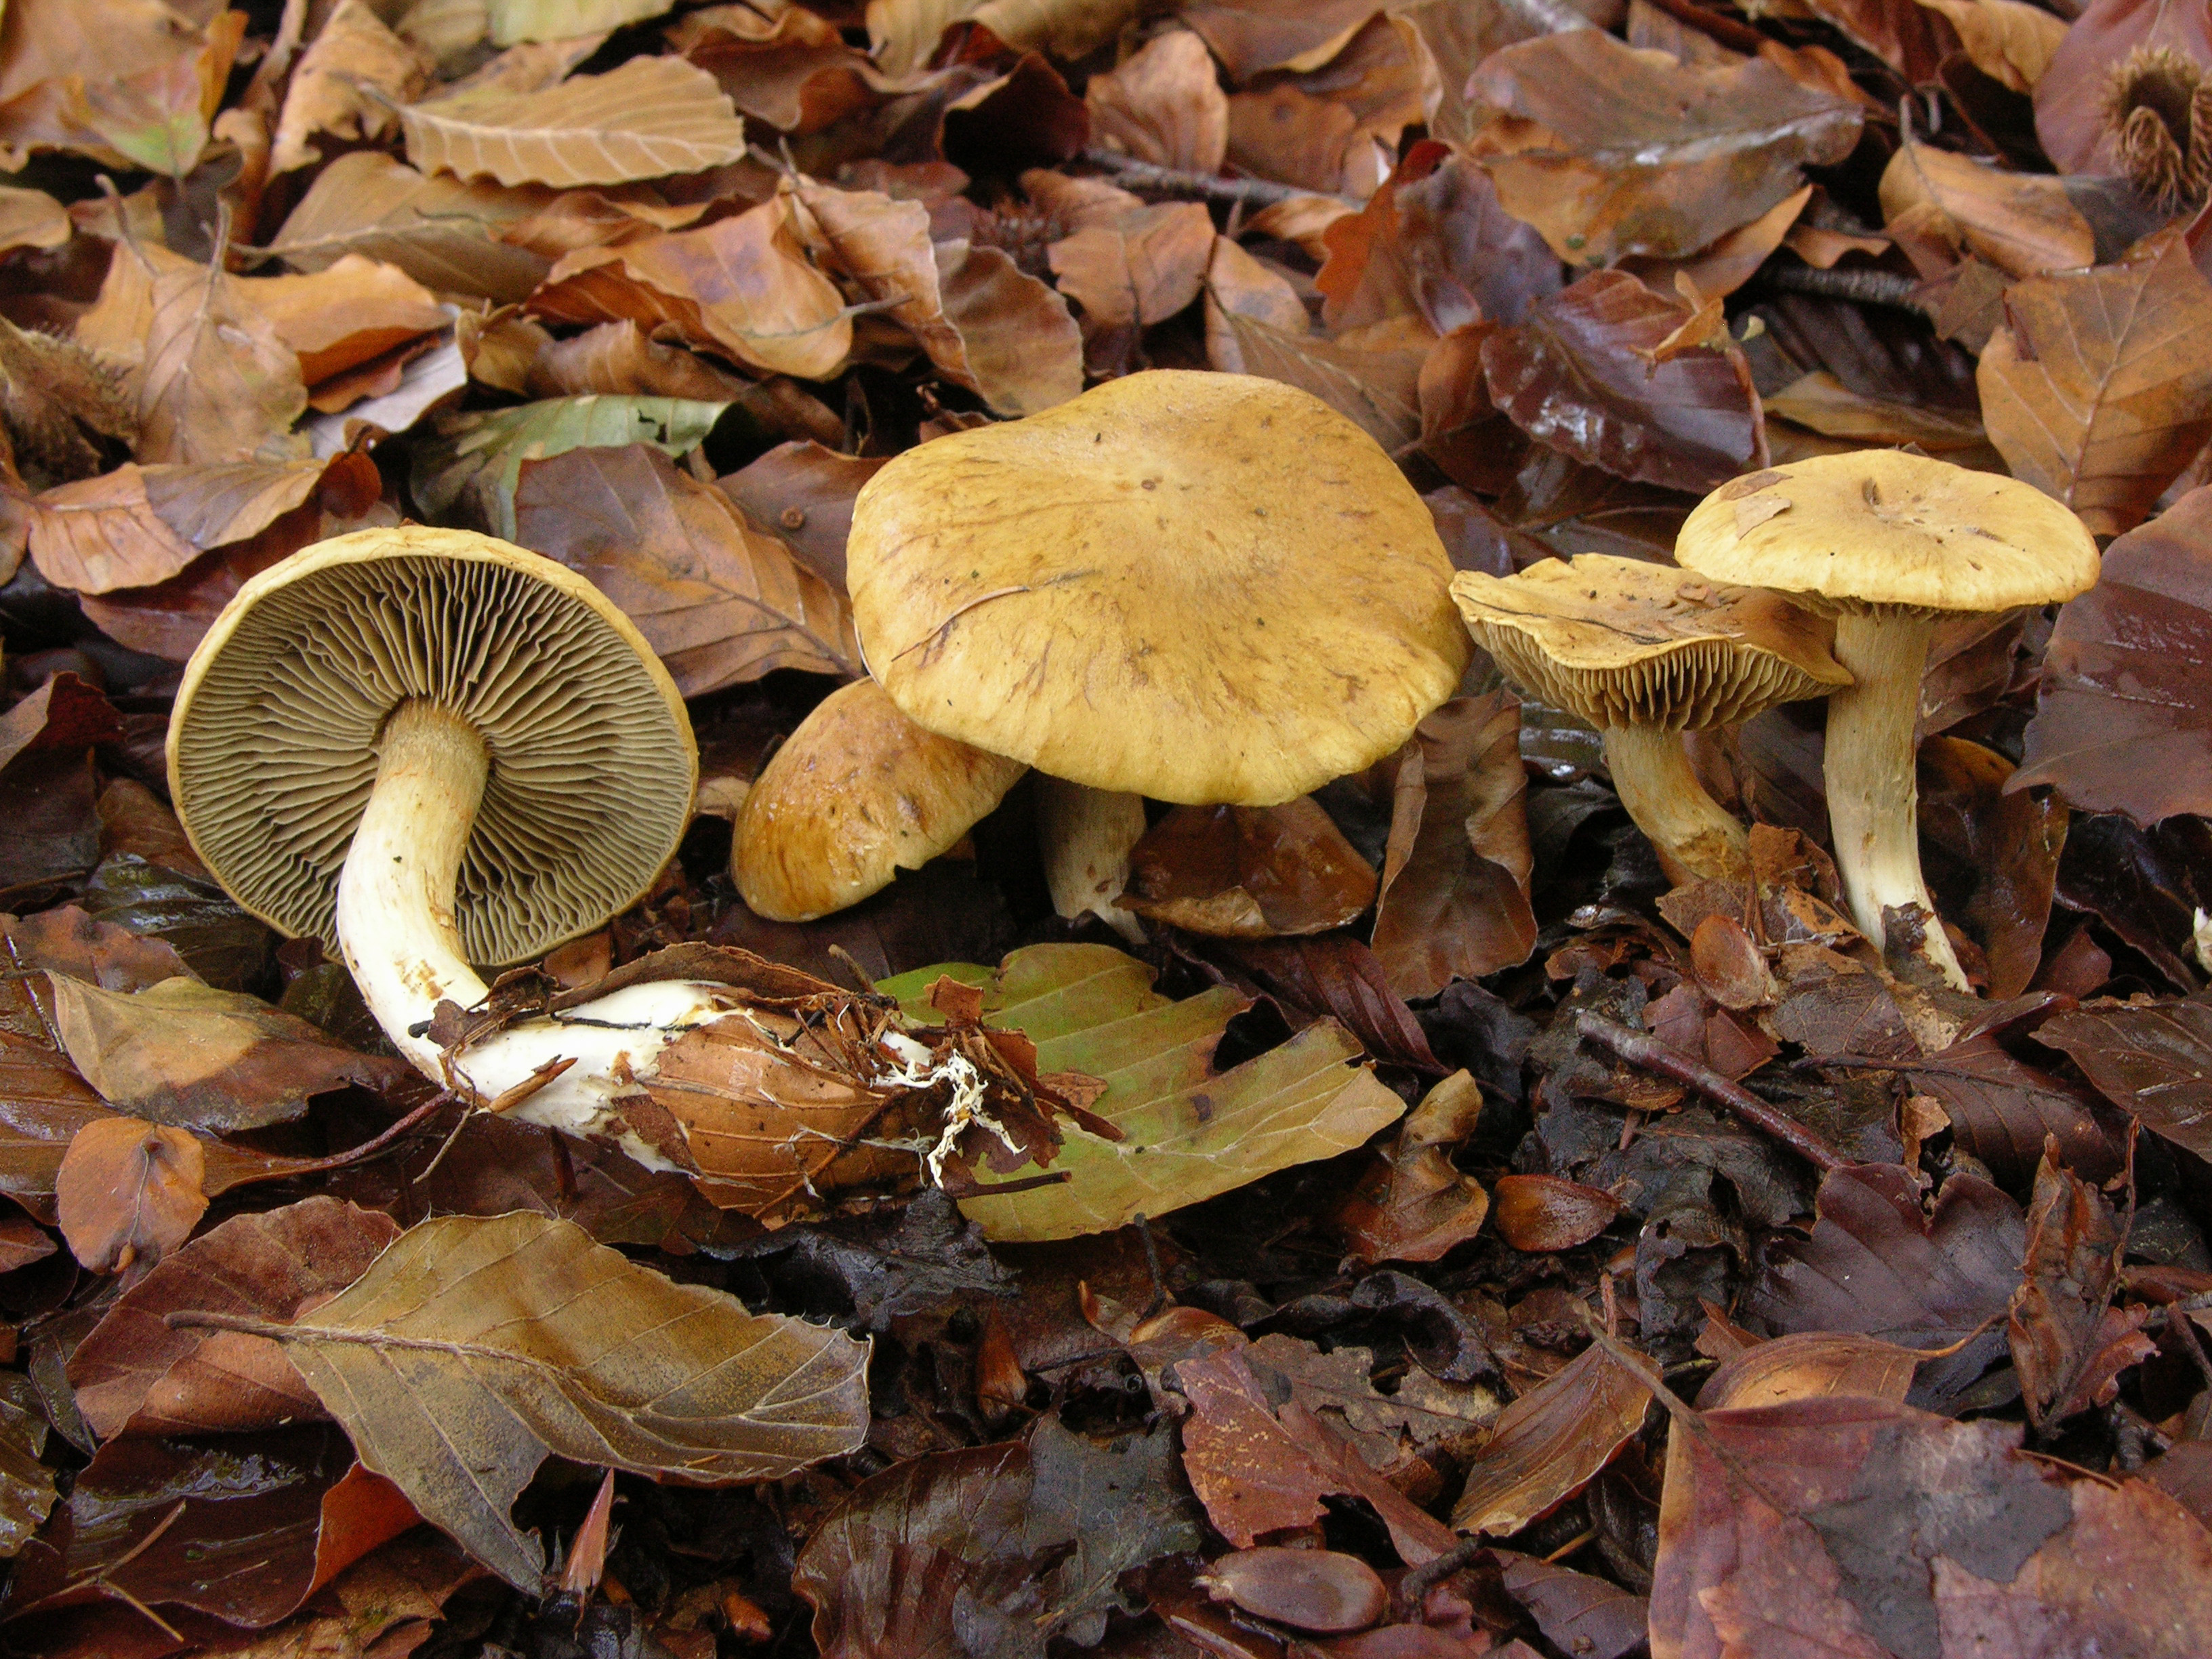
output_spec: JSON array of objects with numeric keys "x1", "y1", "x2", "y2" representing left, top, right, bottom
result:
[
  {"x1": 409, "y1": 396, "x2": 728, "y2": 538},
  {"x1": 879, "y1": 944, "x2": 1405, "y2": 1242}
]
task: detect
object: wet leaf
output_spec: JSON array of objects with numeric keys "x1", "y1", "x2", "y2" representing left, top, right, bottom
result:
[
  {"x1": 513, "y1": 443, "x2": 861, "y2": 693},
  {"x1": 1980, "y1": 228, "x2": 2212, "y2": 537},
  {"x1": 1452, "y1": 1337, "x2": 1654, "y2": 1534},
  {"x1": 45, "y1": 976, "x2": 407, "y2": 1132},
  {"x1": 0, "y1": 1390, "x2": 54, "y2": 1561},
  {"x1": 529, "y1": 197, "x2": 855, "y2": 380},
  {"x1": 411, "y1": 393, "x2": 728, "y2": 539},
  {"x1": 2008, "y1": 1145, "x2": 2154, "y2": 1429},
  {"x1": 881, "y1": 945, "x2": 1406, "y2": 1242},
  {"x1": 0, "y1": 676, "x2": 123, "y2": 773},
  {"x1": 399, "y1": 54, "x2": 747, "y2": 188},
  {"x1": 1917, "y1": 735, "x2": 2067, "y2": 1001},
  {"x1": 54, "y1": 1118, "x2": 205, "y2": 1275},
  {"x1": 1465, "y1": 30, "x2": 1861, "y2": 264},
  {"x1": 1123, "y1": 799, "x2": 1378, "y2": 939},
  {"x1": 794, "y1": 1416, "x2": 1200, "y2": 1656},
  {"x1": 1910, "y1": 1033, "x2": 2123, "y2": 1189},
  {"x1": 1481, "y1": 270, "x2": 1766, "y2": 493},
  {"x1": 68, "y1": 1197, "x2": 400, "y2": 1439},
  {"x1": 2013, "y1": 485, "x2": 2212, "y2": 825},
  {"x1": 2034, "y1": 997, "x2": 2212, "y2": 1162},
  {"x1": 1748, "y1": 1164, "x2": 2024, "y2": 1412},
  {"x1": 268, "y1": 152, "x2": 555, "y2": 304},
  {"x1": 1491, "y1": 1174, "x2": 1623, "y2": 1253},
  {"x1": 1199, "y1": 1546, "x2": 1387, "y2": 1633},
  {"x1": 241, "y1": 1211, "x2": 869, "y2": 1589},
  {"x1": 1370, "y1": 690, "x2": 1538, "y2": 999},
  {"x1": 1336, "y1": 1069, "x2": 1491, "y2": 1265}
]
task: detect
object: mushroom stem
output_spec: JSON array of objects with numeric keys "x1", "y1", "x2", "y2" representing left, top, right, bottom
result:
[
  {"x1": 1823, "y1": 610, "x2": 1971, "y2": 991},
  {"x1": 1602, "y1": 724, "x2": 1750, "y2": 887},
  {"x1": 335, "y1": 699, "x2": 493, "y2": 1075}
]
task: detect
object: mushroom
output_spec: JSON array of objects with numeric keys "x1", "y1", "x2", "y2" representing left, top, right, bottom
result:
[
  {"x1": 733, "y1": 676, "x2": 1024, "y2": 922},
  {"x1": 1452, "y1": 554, "x2": 1851, "y2": 886},
  {"x1": 845, "y1": 369, "x2": 1470, "y2": 809},
  {"x1": 169, "y1": 526, "x2": 735, "y2": 1160},
  {"x1": 1676, "y1": 451, "x2": 2098, "y2": 989}
]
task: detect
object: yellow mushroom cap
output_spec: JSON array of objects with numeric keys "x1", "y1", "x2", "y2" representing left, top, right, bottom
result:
[
  {"x1": 167, "y1": 526, "x2": 697, "y2": 964},
  {"x1": 734, "y1": 678, "x2": 1025, "y2": 922},
  {"x1": 1452, "y1": 554, "x2": 1851, "y2": 730},
  {"x1": 846, "y1": 371, "x2": 1470, "y2": 807},
  {"x1": 1675, "y1": 450, "x2": 2100, "y2": 615}
]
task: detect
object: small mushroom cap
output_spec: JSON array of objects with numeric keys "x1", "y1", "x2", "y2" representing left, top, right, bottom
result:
[
  {"x1": 846, "y1": 370, "x2": 1470, "y2": 806},
  {"x1": 733, "y1": 678, "x2": 1025, "y2": 922},
  {"x1": 1452, "y1": 554, "x2": 1851, "y2": 730},
  {"x1": 167, "y1": 526, "x2": 697, "y2": 964},
  {"x1": 1676, "y1": 451, "x2": 2100, "y2": 614}
]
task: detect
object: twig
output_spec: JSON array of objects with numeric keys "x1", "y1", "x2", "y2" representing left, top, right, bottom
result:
[
  {"x1": 1079, "y1": 149, "x2": 1333, "y2": 209},
  {"x1": 1389, "y1": 1536, "x2": 1489, "y2": 1622},
  {"x1": 1766, "y1": 263, "x2": 1931, "y2": 314},
  {"x1": 1574, "y1": 1011, "x2": 1848, "y2": 1172}
]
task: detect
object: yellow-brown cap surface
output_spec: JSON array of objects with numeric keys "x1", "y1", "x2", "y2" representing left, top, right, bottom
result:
[
  {"x1": 167, "y1": 526, "x2": 697, "y2": 964},
  {"x1": 1452, "y1": 554, "x2": 1850, "y2": 730},
  {"x1": 1676, "y1": 450, "x2": 2100, "y2": 613},
  {"x1": 734, "y1": 678, "x2": 1024, "y2": 922},
  {"x1": 846, "y1": 371, "x2": 1469, "y2": 806}
]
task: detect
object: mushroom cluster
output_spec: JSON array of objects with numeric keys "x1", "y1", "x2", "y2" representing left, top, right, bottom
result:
[
  {"x1": 1457, "y1": 450, "x2": 2098, "y2": 993},
  {"x1": 733, "y1": 369, "x2": 1470, "y2": 926}
]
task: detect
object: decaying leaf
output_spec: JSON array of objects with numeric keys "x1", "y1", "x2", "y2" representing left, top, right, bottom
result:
[
  {"x1": 2034, "y1": 997, "x2": 2212, "y2": 1164},
  {"x1": 1122, "y1": 798, "x2": 1378, "y2": 938},
  {"x1": 54, "y1": 1116, "x2": 207, "y2": 1275},
  {"x1": 271, "y1": 0, "x2": 436, "y2": 173},
  {"x1": 269, "y1": 152, "x2": 556, "y2": 303},
  {"x1": 1452, "y1": 1338, "x2": 1654, "y2": 1534},
  {"x1": 2007, "y1": 1145, "x2": 2155, "y2": 1430},
  {"x1": 868, "y1": 0, "x2": 1147, "y2": 81},
  {"x1": 1336, "y1": 1069, "x2": 1491, "y2": 1263},
  {"x1": 881, "y1": 944, "x2": 1405, "y2": 1242},
  {"x1": 196, "y1": 1211, "x2": 869, "y2": 1590},
  {"x1": 133, "y1": 251, "x2": 310, "y2": 468}
]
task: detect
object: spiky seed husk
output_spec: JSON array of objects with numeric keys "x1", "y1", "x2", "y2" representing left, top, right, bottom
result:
[
  {"x1": 0, "y1": 319, "x2": 138, "y2": 485},
  {"x1": 2102, "y1": 46, "x2": 2212, "y2": 211}
]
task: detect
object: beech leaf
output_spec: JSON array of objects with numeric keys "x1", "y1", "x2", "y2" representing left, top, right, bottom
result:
[
  {"x1": 268, "y1": 152, "x2": 555, "y2": 304},
  {"x1": 880, "y1": 944, "x2": 1406, "y2": 1242},
  {"x1": 55, "y1": 1117, "x2": 207, "y2": 1275},
  {"x1": 211, "y1": 1210, "x2": 869, "y2": 1590}
]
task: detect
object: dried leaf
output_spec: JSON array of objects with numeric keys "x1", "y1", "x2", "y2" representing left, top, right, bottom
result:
[
  {"x1": 28, "y1": 457, "x2": 336, "y2": 594},
  {"x1": 1371, "y1": 691, "x2": 1538, "y2": 999},
  {"x1": 1492, "y1": 1174, "x2": 1624, "y2": 1252},
  {"x1": 45, "y1": 975, "x2": 406, "y2": 1132},
  {"x1": 2013, "y1": 485, "x2": 2212, "y2": 824},
  {"x1": 0, "y1": 186, "x2": 70, "y2": 257},
  {"x1": 1122, "y1": 799, "x2": 1378, "y2": 938},
  {"x1": 512, "y1": 443, "x2": 860, "y2": 693},
  {"x1": 880, "y1": 944, "x2": 1406, "y2": 1242},
  {"x1": 268, "y1": 152, "x2": 555, "y2": 304},
  {"x1": 1048, "y1": 201, "x2": 1216, "y2": 334},
  {"x1": 411, "y1": 393, "x2": 728, "y2": 538},
  {"x1": 1451, "y1": 1338, "x2": 1653, "y2": 1534},
  {"x1": 239, "y1": 1211, "x2": 869, "y2": 1590},
  {"x1": 54, "y1": 1117, "x2": 206, "y2": 1275},
  {"x1": 1224, "y1": 15, "x2": 1432, "y2": 199},
  {"x1": 241, "y1": 256, "x2": 449, "y2": 387},
  {"x1": 1336, "y1": 1069, "x2": 1492, "y2": 1264},
  {"x1": 1214, "y1": 306, "x2": 1427, "y2": 449},
  {"x1": 867, "y1": 0, "x2": 1147, "y2": 81},
  {"x1": 1913, "y1": 0, "x2": 2066, "y2": 94},
  {"x1": 529, "y1": 197, "x2": 855, "y2": 380},
  {"x1": 1086, "y1": 27, "x2": 1227, "y2": 173},
  {"x1": 1465, "y1": 31, "x2": 1861, "y2": 264},
  {"x1": 1879, "y1": 140, "x2": 2095, "y2": 281},
  {"x1": 400, "y1": 54, "x2": 747, "y2": 188},
  {"x1": 1980, "y1": 228, "x2": 2212, "y2": 537},
  {"x1": 491, "y1": 0, "x2": 672, "y2": 44},
  {"x1": 134, "y1": 253, "x2": 310, "y2": 468},
  {"x1": 1481, "y1": 269, "x2": 1766, "y2": 493},
  {"x1": 2008, "y1": 1145, "x2": 2155, "y2": 1429},
  {"x1": 271, "y1": 0, "x2": 435, "y2": 173},
  {"x1": 69, "y1": 1197, "x2": 400, "y2": 1439}
]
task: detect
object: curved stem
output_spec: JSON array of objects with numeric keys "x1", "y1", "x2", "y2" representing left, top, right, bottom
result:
[
  {"x1": 1603, "y1": 724, "x2": 1750, "y2": 888},
  {"x1": 1036, "y1": 777, "x2": 1147, "y2": 945},
  {"x1": 1824, "y1": 611, "x2": 1971, "y2": 991},
  {"x1": 335, "y1": 700, "x2": 491, "y2": 1076}
]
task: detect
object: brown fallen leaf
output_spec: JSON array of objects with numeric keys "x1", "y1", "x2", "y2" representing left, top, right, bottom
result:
[
  {"x1": 1980, "y1": 228, "x2": 2212, "y2": 537},
  {"x1": 55, "y1": 1117, "x2": 207, "y2": 1275},
  {"x1": 718, "y1": 441, "x2": 884, "y2": 592},
  {"x1": 1451, "y1": 1336, "x2": 1654, "y2": 1534},
  {"x1": 0, "y1": 0, "x2": 246, "y2": 176},
  {"x1": 1914, "y1": 0, "x2": 2067, "y2": 94},
  {"x1": 1202, "y1": 234, "x2": 1311, "y2": 375},
  {"x1": 1465, "y1": 30, "x2": 1861, "y2": 264},
  {"x1": 512, "y1": 443, "x2": 861, "y2": 693},
  {"x1": 1492, "y1": 1174, "x2": 1624, "y2": 1253},
  {"x1": 1336, "y1": 1069, "x2": 1491, "y2": 1264},
  {"x1": 1371, "y1": 691, "x2": 1538, "y2": 1000},
  {"x1": 1917, "y1": 735, "x2": 2067, "y2": 1001},
  {"x1": 270, "y1": 0, "x2": 435, "y2": 173},
  {"x1": 529, "y1": 197, "x2": 855, "y2": 380},
  {"x1": 399, "y1": 54, "x2": 750, "y2": 188},
  {"x1": 268, "y1": 152, "x2": 556, "y2": 303},
  {"x1": 1215, "y1": 306, "x2": 1428, "y2": 449},
  {"x1": 132, "y1": 249, "x2": 310, "y2": 468},
  {"x1": 0, "y1": 185, "x2": 69, "y2": 258},
  {"x1": 239, "y1": 255, "x2": 449, "y2": 388},
  {"x1": 0, "y1": 676, "x2": 124, "y2": 775},
  {"x1": 1123, "y1": 799, "x2": 1378, "y2": 938},
  {"x1": 1225, "y1": 15, "x2": 1433, "y2": 199},
  {"x1": 187, "y1": 1210, "x2": 870, "y2": 1590},
  {"x1": 1880, "y1": 139, "x2": 2095, "y2": 281},
  {"x1": 1086, "y1": 26, "x2": 1227, "y2": 172},
  {"x1": 2012, "y1": 484, "x2": 2212, "y2": 824},
  {"x1": 45, "y1": 974, "x2": 409, "y2": 1132},
  {"x1": 1183, "y1": 0, "x2": 1385, "y2": 81},
  {"x1": 28, "y1": 456, "x2": 339, "y2": 594},
  {"x1": 1048, "y1": 200, "x2": 1216, "y2": 371},
  {"x1": 869, "y1": 0, "x2": 1145, "y2": 81},
  {"x1": 1481, "y1": 269, "x2": 1767, "y2": 493},
  {"x1": 670, "y1": 2, "x2": 909, "y2": 135},
  {"x1": 68, "y1": 1195, "x2": 399, "y2": 1439},
  {"x1": 2008, "y1": 1143, "x2": 2156, "y2": 1430}
]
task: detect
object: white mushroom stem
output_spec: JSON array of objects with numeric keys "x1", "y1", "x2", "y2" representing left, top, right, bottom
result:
[
  {"x1": 1823, "y1": 610, "x2": 1971, "y2": 991},
  {"x1": 1601, "y1": 724, "x2": 1750, "y2": 888},
  {"x1": 334, "y1": 699, "x2": 731, "y2": 1167},
  {"x1": 1035, "y1": 777, "x2": 1147, "y2": 945}
]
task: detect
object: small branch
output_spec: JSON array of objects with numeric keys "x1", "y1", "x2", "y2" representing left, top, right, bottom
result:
[
  {"x1": 1766, "y1": 263, "x2": 1931, "y2": 314},
  {"x1": 1390, "y1": 1536, "x2": 1490, "y2": 1622},
  {"x1": 1574, "y1": 1011, "x2": 1848, "y2": 1172},
  {"x1": 1079, "y1": 149, "x2": 1335, "y2": 209}
]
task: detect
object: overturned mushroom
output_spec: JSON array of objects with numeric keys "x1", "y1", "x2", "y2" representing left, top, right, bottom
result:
[
  {"x1": 1677, "y1": 452, "x2": 2098, "y2": 989},
  {"x1": 1452, "y1": 554, "x2": 1850, "y2": 886},
  {"x1": 733, "y1": 677, "x2": 1024, "y2": 922}
]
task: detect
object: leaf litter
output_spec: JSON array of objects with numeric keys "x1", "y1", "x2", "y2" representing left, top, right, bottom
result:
[{"x1": 0, "y1": 0, "x2": 2206, "y2": 1654}]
